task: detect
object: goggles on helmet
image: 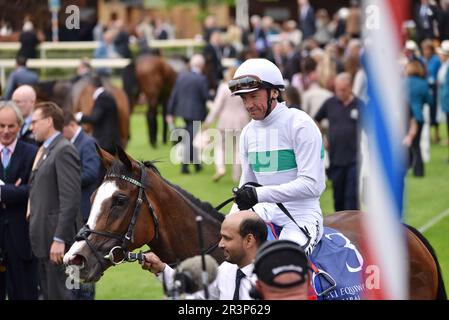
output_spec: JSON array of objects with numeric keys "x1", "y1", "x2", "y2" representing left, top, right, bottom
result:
[{"x1": 228, "y1": 75, "x2": 264, "y2": 94}]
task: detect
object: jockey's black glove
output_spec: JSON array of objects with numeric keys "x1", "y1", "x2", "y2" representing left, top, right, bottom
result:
[{"x1": 233, "y1": 186, "x2": 258, "y2": 210}]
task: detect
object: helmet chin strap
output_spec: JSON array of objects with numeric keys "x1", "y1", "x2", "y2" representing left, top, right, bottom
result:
[{"x1": 264, "y1": 89, "x2": 275, "y2": 119}]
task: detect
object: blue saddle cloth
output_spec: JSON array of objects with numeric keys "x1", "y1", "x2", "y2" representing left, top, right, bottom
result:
[{"x1": 266, "y1": 223, "x2": 365, "y2": 300}]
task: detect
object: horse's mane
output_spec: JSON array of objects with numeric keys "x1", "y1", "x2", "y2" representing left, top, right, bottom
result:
[
  {"x1": 142, "y1": 161, "x2": 224, "y2": 223},
  {"x1": 106, "y1": 160, "x2": 224, "y2": 223}
]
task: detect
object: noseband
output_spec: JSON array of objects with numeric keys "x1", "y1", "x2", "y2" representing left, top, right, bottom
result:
[{"x1": 75, "y1": 162, "x2": 159, "y2": 268}]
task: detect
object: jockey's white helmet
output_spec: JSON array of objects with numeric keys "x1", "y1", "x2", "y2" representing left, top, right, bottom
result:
[{"x1": 229, "y1": 58, "x2": 285, "y2": 95}]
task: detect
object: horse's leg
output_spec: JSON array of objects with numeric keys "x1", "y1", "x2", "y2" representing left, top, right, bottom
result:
[
  {"x1": 162, "y1": 98, "x2": 168, "y2": 145},
  {"x1": 146, "y1": 102, "x2": 158, "y2": 148},
  {"x1": 122, "y1": 62, "x2": 137, "y2": 114}
]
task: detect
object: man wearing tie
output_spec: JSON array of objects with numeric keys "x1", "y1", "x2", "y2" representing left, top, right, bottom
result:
[
  {"x1": 11, "y1": 85, "x2": 38, "y2": 146},
  {"x1": 0, "y1": 101, "x2": 38, "y2": 300},
  {"x1": 28, "y1": 101, "x2": 82, "y2": 300},
  {"x1": 142, "y1": 211, "x2": 267, "y2": 300}
]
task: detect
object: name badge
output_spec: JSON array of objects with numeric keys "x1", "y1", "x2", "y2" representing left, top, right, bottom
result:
[{"x1": 350, "y1": 109, "x2": 358, "y2": 120}]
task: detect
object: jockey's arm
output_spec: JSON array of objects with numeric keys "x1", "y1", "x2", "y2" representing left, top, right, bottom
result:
[{"x1": 230, "y1": 127, "x2": 257, "y2": 214}]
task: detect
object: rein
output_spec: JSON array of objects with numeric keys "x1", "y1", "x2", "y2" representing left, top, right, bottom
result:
[{"x1": 190, "y1": 195, "x2": 237, "y2": 258}]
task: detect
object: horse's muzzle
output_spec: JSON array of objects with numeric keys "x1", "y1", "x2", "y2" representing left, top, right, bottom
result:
[{"x1": 66, "y1": 254, "x2": 86, "y2": 269}]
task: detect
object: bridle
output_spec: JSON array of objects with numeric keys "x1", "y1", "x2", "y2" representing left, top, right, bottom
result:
[
  {"x1": 74, "y1": 161, "x2": 222, "y2": 269},
  {"x1": 74, "y1": 162, "x2": 159, "y2": 267}
]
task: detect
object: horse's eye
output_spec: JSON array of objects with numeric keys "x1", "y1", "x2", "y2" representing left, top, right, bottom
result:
[{"x1": 112, "y1": 195, "x2": 128, "y2": 208}]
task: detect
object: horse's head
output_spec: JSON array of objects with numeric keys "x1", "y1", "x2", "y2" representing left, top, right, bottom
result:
[{"x1": 64, "y1": 146, "x2": 159, "y2": 282}]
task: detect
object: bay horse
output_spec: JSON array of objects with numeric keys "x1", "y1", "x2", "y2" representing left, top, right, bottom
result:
[
  {"x1": 121, "y1": 53, "x2": 182, "y2": 148},
  {"x1": 35, "y1": 77, "x2": 130, "y2": 148},
  {"x1": 64, "y1": 147, "x2": 446, "y2": 300}
]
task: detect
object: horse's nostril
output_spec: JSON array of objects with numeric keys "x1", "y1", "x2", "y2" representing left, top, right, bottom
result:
[{"x1": 69, "y1": 254, "x2": 86, "y2": 268}]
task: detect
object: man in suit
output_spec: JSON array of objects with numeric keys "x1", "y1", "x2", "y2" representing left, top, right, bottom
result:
[
  {"x1": 166, "y1": 54, "x2": 210, "y2": 174},
  {"x1": 63, "y1": 111, "x2": 100, "y2": 300},
  {"x1": 11, "y1": 85, "x2": 39, "y2": 146},
  {"x1": 18, "y1": 21, "x2": 41, "y2": 60},
  {"x1": 4, "y1": 56, "x2": 39, "y2": 100},
  {"x1": 29, "y1": 101, "x2": 82, "y2": 300},
  {"x1": 298, "y1": 0, "x2": 316, "y2": 40},
  {"x1": 0, "y1": 101, "x2": 38, "y2": 300},
  {"x1": 414, "y1": 0, "x2": 440, "y2": 43},
  {"x1": 75, "y1": 76, "x2": 121, "y2": 155},
  {"x1": 202, "y1": 30, "x2": 223, "y2": 94}
]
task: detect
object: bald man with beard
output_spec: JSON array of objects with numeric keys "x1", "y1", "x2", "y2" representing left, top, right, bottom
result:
[{"x1": 142, "y1": 211, "x2": 267, "y2": 300}]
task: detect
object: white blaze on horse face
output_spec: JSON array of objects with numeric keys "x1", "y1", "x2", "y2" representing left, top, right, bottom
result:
[
  {"x1": 64, "y1": 181, "x2": 119, "y2": 265},
  {"x1": 88, "y1": 181, "x2": 119, "y2": 229}
]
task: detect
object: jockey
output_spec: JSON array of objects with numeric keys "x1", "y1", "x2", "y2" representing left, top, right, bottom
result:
[{"x1": 229, "y1": 58, "x2": 326, "y2": 256}]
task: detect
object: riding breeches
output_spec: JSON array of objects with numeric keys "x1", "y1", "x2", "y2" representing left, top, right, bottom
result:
[
  {"x1": 252, "y1": 204, "x2": 323, "y2": 256},
  {"x1": 279, "y1": 218, "x2": 323, "y2": 256}
]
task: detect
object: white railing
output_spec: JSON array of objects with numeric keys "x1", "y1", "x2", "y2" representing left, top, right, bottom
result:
[
  {"x1": 0, "y1": 38, "x2": 205, "y2": 58},
  {"x1": 0, "y1": 56, "x2": 237, "y2": 89},
  {"x1": 0, "y1": 58, "x2": 131, "y2": 88}
]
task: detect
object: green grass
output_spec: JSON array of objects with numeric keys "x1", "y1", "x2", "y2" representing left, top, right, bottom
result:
[
  {"x1": 403, "y1": 125, "x2": 449, "y2": 290},
  {"x1": 95, "y1": 113, "x2": 449, "y2": 299}
]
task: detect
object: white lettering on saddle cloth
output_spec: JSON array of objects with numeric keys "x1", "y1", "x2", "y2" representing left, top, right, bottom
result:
[{"x1": 325, "y1": 232, "x2": 364, "y2": 273}]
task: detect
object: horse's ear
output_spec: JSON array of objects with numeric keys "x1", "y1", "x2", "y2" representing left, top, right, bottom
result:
[
  {"x1": 95, "y1": 144, "x2": 115, "y2": 169},
  {"x1": 116, "y1": 145, "x2": 133, "y2": 171}
]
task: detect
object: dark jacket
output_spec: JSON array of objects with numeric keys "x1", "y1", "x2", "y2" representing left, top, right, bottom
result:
[
  {"x1": 315, "y1": 96, "x2": 365, "y2": 166},
  {"x1": 80, "y1": 90, "x2": 121, "y2": 154},
  {"x1": 414, "y1": 3, "x2": 440, "y2": 41},
  {"x1": 167, "y1": 71, "x2": 210, "y2": 121},
  {"x1": 203, "y1": 43, "x2": 223, "y2": 89},
  {"x1": 19, "y1": 118, "x2": 40, "y2": 147},
  {"x1": 73, "y1": 130, "x2": 101, "y2": 222},
  {"x1": 18, "y1": 31, "x2": 40, "y2": 59},
  {"x1": 0, "y1": 140, "x2": 37, "y2": 259},
  {"x1": 299, "y1": 6, "x2": 316, "y2": 39}
]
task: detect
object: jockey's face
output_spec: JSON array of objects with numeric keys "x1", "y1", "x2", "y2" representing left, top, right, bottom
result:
[{"x1": 239, "y1": 89, "x2": 278, "y2": 120}]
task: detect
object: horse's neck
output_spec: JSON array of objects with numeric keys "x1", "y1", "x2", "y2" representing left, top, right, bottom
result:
[
  {"x1": 148, "y1": 178, "x2": 222, "y2": 263},
  {"x1": 71, "y1": 79, "x2": 91, "y2": 112}
]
